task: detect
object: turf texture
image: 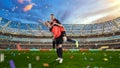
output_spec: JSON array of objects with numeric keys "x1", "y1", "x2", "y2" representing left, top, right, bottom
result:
[{"x1": 0, "y1": 50, "x2": 120, "y2": 68}]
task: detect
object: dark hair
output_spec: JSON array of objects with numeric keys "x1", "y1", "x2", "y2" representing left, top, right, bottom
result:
[
  {"x1": 47, "y1": 21, "x2": 50, "y2": 22},
  {"x1": 50, "y1": 14, "x2": 54, "y2": 16},
  {"x1": 55, "y1": 19, "x2": 61, "y2": 23}
]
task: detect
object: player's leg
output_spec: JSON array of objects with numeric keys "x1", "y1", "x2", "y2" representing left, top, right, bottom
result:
[
  {"x1": 67, "y1": 37, "x2": 76, "y2": 43},
  {"x1": 63, "y1": 36, "x2": 67, "y2": 42},
  {"x1": 57, "y1": 44, "x2": 63, "y2": 63},
  {"x1": 55, "y1": 39, "x2": 61, "y2": 61},
  {"x1": 61, "y1": 31, "x2": 67, "y2": 42},
  {"x1": 67, "y1": 37, "x2": 79, "y2": 48},
  {"x1": 55, "y1": 36, "x2": 63, "y2": 63},
  {"x1": 56, "y1": 45, "x2": 62, "y2": 61},
  {"x1": 52, "y1": 39, "x2": 56, "y2": 49},
  {"x1": 61, "y1": 31, "x2": 79, "y2": 48}
]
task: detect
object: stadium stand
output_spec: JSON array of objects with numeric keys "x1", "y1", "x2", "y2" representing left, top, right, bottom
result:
[{"x1": 0, "y1": 17, "x2": 120, "y2": 49}]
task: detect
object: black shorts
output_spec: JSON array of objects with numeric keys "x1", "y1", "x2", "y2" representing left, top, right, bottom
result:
[
  {"x1": 55, "y1": 34, "x2": 63, "y2": 46},
  {"x1": 61, "y1": 31, "x2": 66, "y2": 37}
]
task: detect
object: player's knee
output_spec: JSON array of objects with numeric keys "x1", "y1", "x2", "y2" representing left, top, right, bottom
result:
[
  {"x1": 63, "y1": 36, "x2": 67, "y2": 42},
  {"x1": 57, "y1": 44, "x2": 62, "y2": 48}
]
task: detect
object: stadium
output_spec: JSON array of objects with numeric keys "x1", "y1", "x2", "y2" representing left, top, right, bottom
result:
[{"x1": 0, "y1": 0, "x2": 120, "y2": 68}]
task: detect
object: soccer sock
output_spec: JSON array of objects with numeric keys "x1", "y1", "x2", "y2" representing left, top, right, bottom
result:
[
  {"x1": 58, "y1": 48, "x2": 63, "y2": 58},
  {"x1": 67, "y1": 38, "x2": 76, "y2": 43},
  {"x1": 57, "y1": 49, "x2": 60, "y2": 58},
  {"x1": 52, "y1": 40, "x2": 56, "y2": 49}
]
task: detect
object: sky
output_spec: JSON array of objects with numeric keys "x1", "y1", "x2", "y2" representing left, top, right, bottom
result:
[{"x1": 0, "y1": 0, "x2": 120, "y2": 24}]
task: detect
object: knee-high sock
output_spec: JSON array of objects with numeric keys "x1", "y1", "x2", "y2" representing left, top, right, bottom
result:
[
  {"x1": 59, "y1": 48, "x2": 63, "y2": 58},
  {"x1": 56, "y1": 48, "x2": 63, "y2": 58},
  {"x1": 67, "y1": 37, "x2": 76, "y2": 43},
  {"x1": 57, "y1": 48, "x2": 60, "y2": 58},
  {"x1": 52, "y1": 40, "x2": 56, "y2": 49}
]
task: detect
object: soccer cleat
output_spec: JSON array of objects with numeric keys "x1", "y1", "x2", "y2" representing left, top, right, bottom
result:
[
  {"x1": 75, "y1": 41, "x2": 79, "y2": 48},
  {"x1": 56, "y1": 58, "x2": 61, "y2": 61},
  {"x1": 59, "y1": 58, "x2": 63, "y2": 63}
]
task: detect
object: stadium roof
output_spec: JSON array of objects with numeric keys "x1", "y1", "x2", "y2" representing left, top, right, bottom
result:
[{"x1": 0, "y1": 17, "x2": 120, "y2": 35}]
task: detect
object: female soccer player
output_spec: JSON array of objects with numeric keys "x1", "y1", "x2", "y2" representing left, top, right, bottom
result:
[{"x1": 50, "y1": 14, "x2": 79, "y2": 48}]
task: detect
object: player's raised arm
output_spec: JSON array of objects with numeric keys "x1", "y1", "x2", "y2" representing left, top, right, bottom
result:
[
  {"x1": 38, "y1": 19, "x2": 45, "y2": 25},
  {"x1": 44, "y1": 21, "x2": 52, "y2": 28}
]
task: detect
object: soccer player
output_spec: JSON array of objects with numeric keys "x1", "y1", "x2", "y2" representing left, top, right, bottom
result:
[
  {"x1": 45, "y1": 21, "x2": 63, "y2": 63},
  {"x1": 50, "y1": 14, "x2": 79, "y2": 48}
]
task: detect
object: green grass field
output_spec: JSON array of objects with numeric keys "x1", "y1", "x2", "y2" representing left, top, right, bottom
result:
[{"x1": 0, "y1": 50, "x2": 120, "y2": 68}]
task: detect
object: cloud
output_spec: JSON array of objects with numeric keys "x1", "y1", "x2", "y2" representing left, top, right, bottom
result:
[
  {"x1": 18, "y1": 0, "x2": 31, "y2": 4},
  {"x1": 18, "y1": 0, "x2": 24, "y2": 4},
  {"x1": 90, "y1": 0, "x2": 120, "y2": 23},
  {"x1": 63, "y1": 0, "x2": 120, "y2": 24},
  {"x1": 26, "y1": 0, "x2": 31, "y2": 2},
  {"x1": 23, "y1": 4, "x2": 33, "y2": 12},
  {"x1": 0, "y1": 0, "x2": 120, "y2": 24}
]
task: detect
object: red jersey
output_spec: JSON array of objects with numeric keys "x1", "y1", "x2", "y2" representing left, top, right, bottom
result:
[
  {"x1": 51, "y1": 26, "x2": 61, "y2": 38},
  {"x1": 60, "y1": 26, "x2": 65, "y2": 32}
]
